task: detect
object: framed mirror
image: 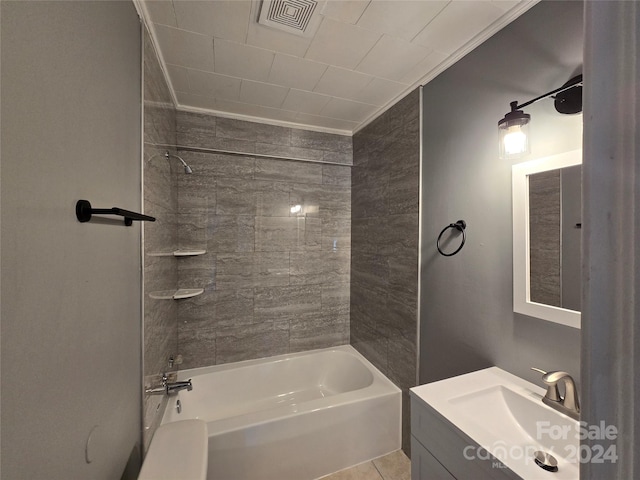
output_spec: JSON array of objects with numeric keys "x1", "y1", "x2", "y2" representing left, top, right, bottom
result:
[{"x1": 512, "y1": 149, "x2": 582, "y2": 328}]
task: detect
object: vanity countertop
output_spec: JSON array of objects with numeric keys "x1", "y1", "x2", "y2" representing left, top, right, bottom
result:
[{"x1": 411, "y1": 367, "x2": 580, "y2": 480}]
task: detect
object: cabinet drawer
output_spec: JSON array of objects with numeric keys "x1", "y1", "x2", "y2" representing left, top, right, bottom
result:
[{"x1": 411, "y1": 436, "x2": 456, "y2": 480}]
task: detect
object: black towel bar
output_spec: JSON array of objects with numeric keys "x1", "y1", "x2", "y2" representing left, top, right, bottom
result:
[{"x1": 76, "y1": 199, "x2": 155, "y2": 226}]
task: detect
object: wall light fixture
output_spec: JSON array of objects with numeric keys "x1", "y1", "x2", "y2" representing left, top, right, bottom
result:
[{"x1": 498, "y1": 74, "x2": 583, "y2": 159}]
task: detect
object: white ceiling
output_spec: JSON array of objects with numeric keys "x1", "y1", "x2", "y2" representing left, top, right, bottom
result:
[{"x1": 140, "y1": 0, "x2": 537, "y2": 134}]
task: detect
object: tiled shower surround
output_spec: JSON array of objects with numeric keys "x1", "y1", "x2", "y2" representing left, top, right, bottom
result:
[
  {"x1": 174, "y1": 112, "x2": 353, "y2": 369},
  {"x1": 351, "y1": 89, "x2": 420, "y2": 453},
  {"x1": 142, "y1": 44, "x2": 420, "y2": 452}
]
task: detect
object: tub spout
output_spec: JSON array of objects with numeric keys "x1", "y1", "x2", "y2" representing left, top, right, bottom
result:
[
  {"x1": 166, "y1": 379, "x2": 193, "y2": 394},
  {"x1": 145, "y1": 373, "x2": 193, "y2": 396}
]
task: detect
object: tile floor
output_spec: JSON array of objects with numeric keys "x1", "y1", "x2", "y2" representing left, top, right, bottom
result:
[{"x1": 319, "y1": 450, "x2": 411, "y2": 480}]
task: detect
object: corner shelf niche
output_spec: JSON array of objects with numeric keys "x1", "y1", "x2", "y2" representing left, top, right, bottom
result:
[
  {"x1": 147, "y1": 249, "x2": 206, "y2": 257},
  {"x1": 149, "y1": 288, "x2": 204, "y2": 300},
  {"x1": 146, "y1": 250, "x2": 205, "y2": 300}
]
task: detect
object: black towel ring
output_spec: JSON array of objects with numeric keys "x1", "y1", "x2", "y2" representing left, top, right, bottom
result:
[{"x1": 437, "y1": 220, "x2": 467, "y2": 257}]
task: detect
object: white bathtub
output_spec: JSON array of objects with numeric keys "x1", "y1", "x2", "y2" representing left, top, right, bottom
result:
[{"x1": 161, "y1": 345, "x2": 401, "y2": 480}]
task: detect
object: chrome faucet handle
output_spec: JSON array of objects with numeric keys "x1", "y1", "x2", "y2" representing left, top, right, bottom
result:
[
  {"x1": 539, "y1": 370, "x2": 573, "y2": 384},
  {"x1": 145, "y1": 373, "x2": 170, "y2": 395},
  {"x1": 531, "y1": 367, "x2": 562, "y2": 401}
]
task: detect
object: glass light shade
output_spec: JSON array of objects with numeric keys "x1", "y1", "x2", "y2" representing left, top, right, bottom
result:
[
  {"x1": 501, "y1": 124, "x2": 530, "y2": 158},
  {"x1": 498, "y1": 106, "x2": 531, "y2": 159}
]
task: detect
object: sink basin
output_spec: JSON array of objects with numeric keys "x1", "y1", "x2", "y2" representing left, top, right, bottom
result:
[{"x1": 411, "y1": 367, "x2": 579, "y2": 479}]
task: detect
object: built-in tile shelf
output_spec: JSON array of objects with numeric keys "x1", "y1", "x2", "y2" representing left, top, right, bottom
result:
[
  {"x1": 147, "y1": 250, "x2": 206, "y2": 257},
  {"x1": 149, "y1": 288, "x2": 204, "y2": 300},
  {"x1": 174, "y1": 249, "x2": 206, "y2": 257}
]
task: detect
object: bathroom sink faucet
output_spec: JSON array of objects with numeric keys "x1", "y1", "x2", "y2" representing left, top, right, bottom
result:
[
  {"x1": 532, "y1": 368, "x2": 580, "y2": 420},
  {"x1": 145, "y1": 373, "x2": 193, "y2": 396}
]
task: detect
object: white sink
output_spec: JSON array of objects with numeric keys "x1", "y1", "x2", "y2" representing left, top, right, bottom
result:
[{"x1": 411, "y1": 367, "x2": 580, "y2": 479}]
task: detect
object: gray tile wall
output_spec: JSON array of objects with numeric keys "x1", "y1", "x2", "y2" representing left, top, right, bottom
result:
[
  {"x1": 351, "y1": 89, "x2": 420, "y2": 454},
  {"x1": 529, "y1": 170, "x2": 561, "y2": 307},
  {"x1": 142, "y1": 27, "x2": 178, "y2": 450},
  {"x1": 174, "y1": 111, "x2": 352, "y2": 369},
  {"x1": 176, "y1": 112, "x2": 353, "y2": 165}
]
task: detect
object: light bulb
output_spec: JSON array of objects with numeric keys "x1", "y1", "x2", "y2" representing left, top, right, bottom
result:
[{"x1": 503, "y1": 126, "x2": 528, "y2": 155}]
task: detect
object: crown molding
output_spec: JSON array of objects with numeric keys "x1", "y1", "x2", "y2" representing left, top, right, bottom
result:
[{"x1": 353, "y1": 0, "x2": 540, "y2": 135}]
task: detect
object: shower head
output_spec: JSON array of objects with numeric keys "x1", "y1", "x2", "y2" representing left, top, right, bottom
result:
[{"x1": 164, "y1": 151, "x2": 194, "y2": 174}]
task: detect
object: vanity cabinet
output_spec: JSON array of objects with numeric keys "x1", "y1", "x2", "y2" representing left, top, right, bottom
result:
[{"x1": 410, "y1": 394, "x2": 517, "y2": 480}]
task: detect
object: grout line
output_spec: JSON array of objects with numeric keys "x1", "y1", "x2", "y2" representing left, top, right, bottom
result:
[
  {"x1": 353, "y1": 0, "x2": 370, "y2": 25},
  {"x1": 352, "y1": 32, "x2": 383, "y2": 72},
  {"x1": 408, "y1": 0, "x2": 451, "y2": 44},
  {"x1": 371, "y1": 459, "x2": 386, "y2": 480},
  {"x1": 211, "y1": 37, "x2": 216, "y2": 73}
]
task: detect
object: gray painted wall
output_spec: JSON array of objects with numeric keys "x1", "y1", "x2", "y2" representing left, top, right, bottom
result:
[
  {"x1": 419, "y1": 0, "x2": 583, "y2": 387},
  {"x1": 1, "y1": 2, "x2": 142, "y2": 478}
]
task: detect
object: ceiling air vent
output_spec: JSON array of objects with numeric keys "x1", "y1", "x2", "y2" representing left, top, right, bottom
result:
[{"x1": 258, "y1": 0, "x2": 324, "y2": 37}]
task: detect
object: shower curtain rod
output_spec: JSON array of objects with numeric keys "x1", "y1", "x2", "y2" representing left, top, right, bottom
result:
[{"x1": 146, "y1": 143, "x2": 351, "y2": 166}]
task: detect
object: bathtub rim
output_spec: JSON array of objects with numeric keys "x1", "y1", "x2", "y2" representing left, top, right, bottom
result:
[
  {"x1": 174, "y1": 344, "x2": 401, "y2": 394},
  {"x1": 164, "y1": 345, "x2": 402, "y2": 435}
]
